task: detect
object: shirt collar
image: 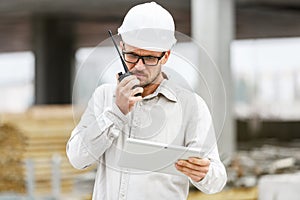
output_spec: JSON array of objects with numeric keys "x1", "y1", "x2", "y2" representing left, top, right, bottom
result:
[{"x1": 143, "y1": 77, "x2": 178, "y2": 102}]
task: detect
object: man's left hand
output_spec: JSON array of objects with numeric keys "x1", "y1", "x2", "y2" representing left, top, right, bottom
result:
[{"x1": 175, "y1": 157, "x2": 210, "y2": 182}]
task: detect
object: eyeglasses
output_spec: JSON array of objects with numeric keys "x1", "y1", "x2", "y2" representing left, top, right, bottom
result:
[{"x1": 122, "y1": 51, "x2": 166, "y2": 66}]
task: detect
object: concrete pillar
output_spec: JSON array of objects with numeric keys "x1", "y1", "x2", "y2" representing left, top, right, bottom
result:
[
  {"x1": 32, "y1": 16, "x2": 74, "y2": 104},
  {"x1": 191, "y1": 0, "x2": 235, "y2": 157}
]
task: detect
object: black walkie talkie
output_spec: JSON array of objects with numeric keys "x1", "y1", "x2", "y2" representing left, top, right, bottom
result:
[{"x1": 108, "y1": 30, "x2": 142, "y2": 96}]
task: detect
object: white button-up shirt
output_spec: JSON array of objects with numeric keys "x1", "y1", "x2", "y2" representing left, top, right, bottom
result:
[{"x1": 67, "y1": 79, "x2": 227, "y2": 200}]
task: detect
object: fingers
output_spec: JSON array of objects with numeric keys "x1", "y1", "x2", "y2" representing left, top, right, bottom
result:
[
  {"x1": 175, "y1": 163, "x2": 206, "y2": 176},
  {"x1": 175, "y1": 163, "x2": 206, "y2": 182},
  {"x1": 117, "y1": 75, "x2": 142, "y2": 97},
  {"x1": 118, "y1": 75, "x2": 140, "y2": 90},
  {"x1": 176, "y1": 166, "x2": 207, "y2": 182},
  {"x1": 116, "y1": 75, "x2": 139, "y2": 96},
  {"x1": 176, "y1": 159, "x2": 209, "y2": 174},
  {"x1": 188, "y1": 174, "x2": 204, "y2": 182},
  {"x1": 131, "y1": 86, "x2": 143, "y2": 96},
  {"x1": 175, "y1": 158, "x2": 210, "y2": 182},
  {"x1": 188, "y1": 157, "x2": 210, "y2": 166},
  {"x1": 115, "y1": 74, "x2": 142, "y2": 115},
  {"x1": 177, "y1": 160, "x2": 201, "y2": 171}
]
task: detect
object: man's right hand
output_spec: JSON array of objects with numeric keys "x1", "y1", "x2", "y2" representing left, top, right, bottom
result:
[{"x1": 115, "y1": 75, "x2": 143, "y2": 115}]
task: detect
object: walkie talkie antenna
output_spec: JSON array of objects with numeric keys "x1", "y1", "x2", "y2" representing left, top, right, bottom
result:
[
  {"x1": 108, "y1": 30, "x2": 141, "y2": 97},
  {"x1": 108, "y1": 30, "x2": 129, "y2": 73}
]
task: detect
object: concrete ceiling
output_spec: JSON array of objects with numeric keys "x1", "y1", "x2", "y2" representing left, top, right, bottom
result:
[
  {"x1": 237, "y1": 0, "x2": 300, "y2": 6},
  {"x1": 0, "y1": 0, "x2": 189, "y2": 16},
  {"x1": 0, "y1": 0, "x2": 299, "y2": 14},
  {"x1": 0, "y1": 0, "x2": 299, "y2": 52}
]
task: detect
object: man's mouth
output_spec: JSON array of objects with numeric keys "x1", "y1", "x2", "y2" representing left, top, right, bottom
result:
[{"x1": 132, "y1": 73, "x2": 145, "y2": 79}]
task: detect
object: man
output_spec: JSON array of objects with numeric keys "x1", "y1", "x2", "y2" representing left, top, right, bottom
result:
[{"x1": 67, "y1": 2, "x2": 227, "y2": 199}]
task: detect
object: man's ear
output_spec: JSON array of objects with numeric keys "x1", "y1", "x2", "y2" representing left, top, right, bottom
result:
[
  {"x1": 161, "y1": 50, "x2": 171, "y2": 65},
  {"x1": 119, "y1": 41, "x2": 124, "y2": 49}
]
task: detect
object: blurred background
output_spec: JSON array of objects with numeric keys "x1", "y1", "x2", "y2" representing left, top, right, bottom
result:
[{"x1": 0, "y1": 0, "x2": 299, "y2": 199}]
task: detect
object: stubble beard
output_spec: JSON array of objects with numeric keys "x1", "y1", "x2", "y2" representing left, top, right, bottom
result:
[{"x1": 139, "y1": 70, "x2": 162, "y2": 88}]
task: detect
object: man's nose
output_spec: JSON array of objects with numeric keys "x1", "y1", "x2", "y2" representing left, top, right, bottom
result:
[{"x1": 134, "y1": 58, "x2": 146, "y2": 70}]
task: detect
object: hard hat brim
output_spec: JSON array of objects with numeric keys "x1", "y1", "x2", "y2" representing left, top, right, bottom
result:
[{"x1": 119, "y1": 28, "x2": 177, "y2": 52}]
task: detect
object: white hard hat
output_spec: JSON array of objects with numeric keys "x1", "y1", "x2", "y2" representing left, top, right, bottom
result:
[{"x1": 118, "y1": 2, "x2": 177, "y2": 52}]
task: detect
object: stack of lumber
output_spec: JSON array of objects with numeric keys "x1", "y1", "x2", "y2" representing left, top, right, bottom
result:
[
  {"x1": 0, "y1": 105, "x2": 94, "y2": 195},
  {"x1": 188, "y1": 187, "x2": 258, "y2": 200},
  {"x1": 0, "y1": 124, "x2": 26, "y2": 193}
]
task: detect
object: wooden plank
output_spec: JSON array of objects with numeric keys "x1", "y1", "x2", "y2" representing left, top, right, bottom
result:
[
  {"x1": 188, "y1": 187, "x2": 258, "y2": 200},
  {"x1": 0, "y1": 106, "x2": 91, "y2": 195}
]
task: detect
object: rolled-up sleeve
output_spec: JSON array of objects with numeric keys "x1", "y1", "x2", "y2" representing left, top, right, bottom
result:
[
  {"x1": 185, "y1": 94, "x2": 227, "y2": 193},
  {"x1": 66, "y1": 85, "x2": 127, "y2": 169},
  {"x1": 189, "y1": 150, "x2": 227, "y2": 194}
]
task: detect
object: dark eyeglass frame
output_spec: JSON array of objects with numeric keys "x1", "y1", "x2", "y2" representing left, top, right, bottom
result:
[{"x1": 122, "y1": 51, "x2": 166, "y2": 66}]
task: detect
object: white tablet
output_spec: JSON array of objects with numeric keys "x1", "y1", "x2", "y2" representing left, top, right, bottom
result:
[{"x1": 118, "y1": 138, "x2": 202, "y2": 176}]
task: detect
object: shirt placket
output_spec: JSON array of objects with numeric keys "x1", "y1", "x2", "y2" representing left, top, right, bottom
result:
[
  {"x1": 119, "y1": 171, "x2": 129, "y2": 200},
  {"x1": 130, "y1": 101, "x2": 142, "y2": 138},
  {"x1": 119, "y1": 102, "x2": 142, "y2": 200}
]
